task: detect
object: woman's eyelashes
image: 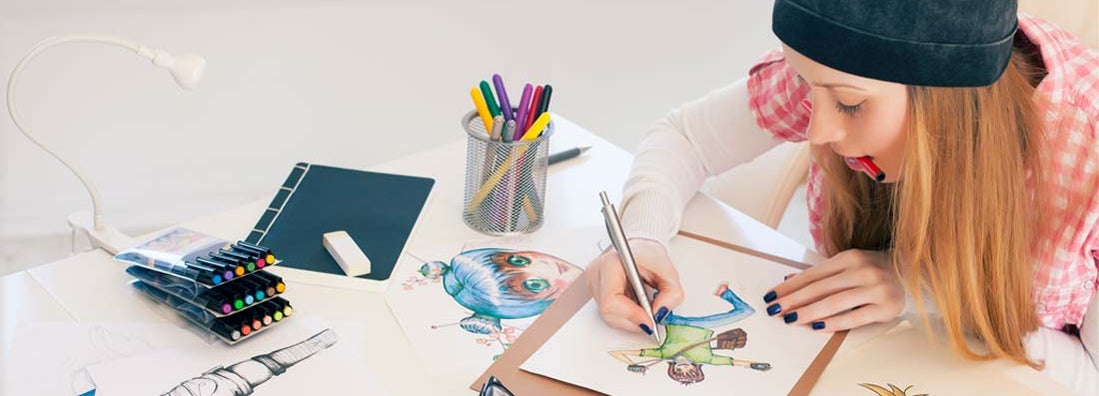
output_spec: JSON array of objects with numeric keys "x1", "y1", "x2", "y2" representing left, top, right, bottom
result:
[{"x1": 835, "y1": 100, "x2": 864, "y2": 116}]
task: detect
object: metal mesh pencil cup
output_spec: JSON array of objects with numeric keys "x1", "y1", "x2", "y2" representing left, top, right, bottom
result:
[{"x1": 461, "y1": 110, "x2": 554, "y2": 235}]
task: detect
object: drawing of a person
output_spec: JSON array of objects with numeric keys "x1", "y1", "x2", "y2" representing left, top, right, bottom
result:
[
  {"x1": 859, "y1": 383, "x2": 929, "y2": 396},
  {"x1": 608, "y1": 283, "x2": 772, "y2": 385},
  {"x1": 419, "y1": 248, "x2": 582, "y2": 335}
]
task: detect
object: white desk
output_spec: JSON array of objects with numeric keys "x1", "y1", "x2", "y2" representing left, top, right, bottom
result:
[{"x1": 0, "y1": 115, "x2": 1069, "y2": 395}]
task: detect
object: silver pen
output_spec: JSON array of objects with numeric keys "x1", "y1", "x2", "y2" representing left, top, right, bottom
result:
[{"x1": 599, "y1": 191, "x2": 662, "y2": 345}]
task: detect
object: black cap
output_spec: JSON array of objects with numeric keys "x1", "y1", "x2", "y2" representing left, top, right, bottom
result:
[{"x1": 772, "y1": 0, "x2": 1018, "y2": 87}]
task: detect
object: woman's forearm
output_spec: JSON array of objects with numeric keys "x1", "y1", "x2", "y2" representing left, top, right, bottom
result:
[{"x1": 620, "y1": 77, "x2": 784, "y2": 245}]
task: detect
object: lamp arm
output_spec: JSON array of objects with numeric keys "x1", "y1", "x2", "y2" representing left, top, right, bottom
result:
[{"x1": 6, "y1": 35, "x2": 160, "y2": 232}]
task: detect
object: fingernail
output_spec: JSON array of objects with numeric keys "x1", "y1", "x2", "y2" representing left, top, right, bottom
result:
[
  {"x1": 763, "y1": 291, "x2": 777, "y2": 303},
  {"x1": 784, "y1": 273, "x2": 797, "y2": 281},
  {"x1": 639, "y1": 323, "x2": 653, "y2": 335},
  {"x1": 783, "y1": 312, "x2": 798, "y2": 324},
  {"x1": 766, "y1": 304, "x2": 782, "y2": 316},
  {"x1": 654, "y1": 307, "x2": 669, "y2": 324},
  {"x1": 811, "y1": 321, "x2": 826, "y2": 330}
]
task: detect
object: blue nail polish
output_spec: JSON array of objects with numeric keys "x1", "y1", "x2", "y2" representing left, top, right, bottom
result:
[
  {"x1": 783, "y1": 312, "x2": 798, "y2": 324},
  {"x1": 766, "y1": 304, "x2": 782, "y2": 316},
  {"x1": 639, "y1": 323, "x2": 653, "y2": 335},
  {"x1": 811, "y1": 321, "x2": 826, "y2": 330},
  {"x1": 654, "y1": 307, "x2": 669, "y2": 324},
  {"x1": 763, "y1": 291, "x2": 777, "y2": 303}
]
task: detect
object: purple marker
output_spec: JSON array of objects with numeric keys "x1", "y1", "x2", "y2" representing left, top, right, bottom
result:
[
  {"x1": 492, "y1": 74, "x2": 514, "y2": 121},
  {"x1": 514, "y1": 84, "x2": 533, "y2": 139}
]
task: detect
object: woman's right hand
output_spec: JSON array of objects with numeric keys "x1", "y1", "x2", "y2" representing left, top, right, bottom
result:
[{"x1": 587, "y1": 238, "x2": 685, "y2": 335}]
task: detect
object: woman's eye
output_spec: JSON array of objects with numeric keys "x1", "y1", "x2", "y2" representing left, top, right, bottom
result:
[
  {"x1": 507, "y1": 255, "x2": 531, "y2": 266},
  {"x1": 523, "y1": 278, "x2": 550, "y2": 292},
  {"x1": 835, "y1": 101, "x2": 863, "y2": 116}
]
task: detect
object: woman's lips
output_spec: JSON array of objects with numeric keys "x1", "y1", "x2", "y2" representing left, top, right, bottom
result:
[{"x1": 844, "y1": 156, "x2": 862, "y2": 171}]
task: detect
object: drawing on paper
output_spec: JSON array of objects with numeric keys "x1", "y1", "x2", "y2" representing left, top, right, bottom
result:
[
  {"x1": 859, "y1": 383, "x2": 930, "y2": 396},
  {"x1": 607, "y1": 283, "x2": 772, "y2": 385},
  {"x1": 402, "y1": 248, "x2": 582, "y2": 356},
  {"x1": 161, "y1": 328, "x2": 338, "y2": 396}
]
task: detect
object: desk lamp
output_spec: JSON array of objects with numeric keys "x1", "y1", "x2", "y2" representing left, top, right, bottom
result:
[{"x1": 7, "y1": 35, "x2": 205, "y2": 254}]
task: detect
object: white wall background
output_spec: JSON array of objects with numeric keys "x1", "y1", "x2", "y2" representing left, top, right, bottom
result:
[{"x1": 0, "y1": 1, "x2": 780, "y2": 269}]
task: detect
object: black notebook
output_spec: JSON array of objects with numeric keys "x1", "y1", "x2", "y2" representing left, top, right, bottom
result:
[{"x1": 246, "y1": 162, "x2": 434, "y2": 291}]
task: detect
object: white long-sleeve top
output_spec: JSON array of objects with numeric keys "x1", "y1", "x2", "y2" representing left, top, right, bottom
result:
[{"x1": 619, "y1": 77, "x2": 785, "y2": 245}]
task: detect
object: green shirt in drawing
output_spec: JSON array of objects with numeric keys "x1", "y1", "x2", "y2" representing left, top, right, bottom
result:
[{"x1": 639, "y1": 324, "x2": 735, "y2": 365}]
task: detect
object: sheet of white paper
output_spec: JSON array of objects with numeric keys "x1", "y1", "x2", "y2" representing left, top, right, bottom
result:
[
  {"x1": 86, "y1": 318, "x2": 379, "y2": 395},
  {"x1": 811, "y1": 321, "x2": 1066, "y2": 395},
  {"x1": 521, "y1": 235, "x2": 832, "y2": 396},
  {"x1": 2, "y1": 322, "x2": 204, "y2": 396},
  {"x1": 384, "y1": 226, "x2": 604, "y2": 380}
]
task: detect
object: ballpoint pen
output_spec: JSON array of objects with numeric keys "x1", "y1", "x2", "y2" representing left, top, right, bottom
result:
[
  {"x1": 599, "y1": 191, "x2": 662, "y2": 345},
  {"x1": 547, "y1": 145, "x2": 591, "y2": 165}
]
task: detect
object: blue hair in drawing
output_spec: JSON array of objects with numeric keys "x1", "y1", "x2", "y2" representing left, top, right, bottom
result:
[{"x1": 420, "y1": 248, "x2": 582, "y2": 335}]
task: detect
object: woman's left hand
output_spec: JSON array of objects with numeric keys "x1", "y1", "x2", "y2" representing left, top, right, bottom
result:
[{"x1": 764, "y1": 249, "x2": 904, "y2": 332}]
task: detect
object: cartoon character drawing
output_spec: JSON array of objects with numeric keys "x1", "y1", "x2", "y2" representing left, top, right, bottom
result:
[
  {"x1": 608, "y1": 282, "x2": 772, "y2": 385},
  {"x1": 410, "y1": 248, "x2": 583, "y2": 354},
  {"x1": 859, "y1": 383, "x2": 929, "y2": 396}
]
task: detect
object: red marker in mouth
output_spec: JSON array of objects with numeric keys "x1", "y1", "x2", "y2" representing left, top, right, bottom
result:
[{"x1": 855, "y1": 156, "x2": 886, "y2": 182}]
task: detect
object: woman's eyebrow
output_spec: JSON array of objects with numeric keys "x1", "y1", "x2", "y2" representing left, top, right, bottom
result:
[{"x1": 795, "y1": 74, "x2": 868, "y2": 92}]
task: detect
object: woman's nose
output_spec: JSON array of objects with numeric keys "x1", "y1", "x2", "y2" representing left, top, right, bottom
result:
[{"x1": 805, "y1": 100, "x2": 846, "y2": 145}]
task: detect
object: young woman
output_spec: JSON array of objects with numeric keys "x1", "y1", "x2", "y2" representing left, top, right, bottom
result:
[{"x1": 588, "y1": 0, "x2": 1098, "y2": 392}]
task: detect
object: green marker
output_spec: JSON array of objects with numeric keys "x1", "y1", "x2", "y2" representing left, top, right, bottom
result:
[
  {"x1": 234, "y1": 299, "x2": 245, "y2": 310},
  {"x1": 479, "y1": 81, "x2": 500, "y2": 117}
]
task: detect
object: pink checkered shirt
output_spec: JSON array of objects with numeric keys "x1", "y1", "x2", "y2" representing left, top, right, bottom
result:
[{"x1": 746, "y1": 16, "x2": 1099, "y2": 330}]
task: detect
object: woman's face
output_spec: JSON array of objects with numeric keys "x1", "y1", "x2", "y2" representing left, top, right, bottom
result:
[
  {"x1": 782, "y1": 45, "x2": 909, "y2": 182},
  {"x1": 490, "y1": 251, "x2": 582, "y2": 300}
]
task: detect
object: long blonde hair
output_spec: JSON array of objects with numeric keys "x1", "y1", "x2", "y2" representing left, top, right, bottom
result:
[{"x1": 817, "y1": 46, "x2": 1046, "y2": 367}]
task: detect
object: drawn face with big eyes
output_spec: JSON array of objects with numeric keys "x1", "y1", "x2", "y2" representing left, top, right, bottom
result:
[{"x1": 489, "y1": 251, "x2": 582, "y2": 300}]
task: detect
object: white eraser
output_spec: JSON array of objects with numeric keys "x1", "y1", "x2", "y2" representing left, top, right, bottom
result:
[{"x1": 322, "y1": 231, "x2": 372, "y2": 277}]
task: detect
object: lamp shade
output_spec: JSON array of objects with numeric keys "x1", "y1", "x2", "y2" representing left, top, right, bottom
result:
[{"x1": 151, "y1": 49, "x2": 205, "y2": 89}]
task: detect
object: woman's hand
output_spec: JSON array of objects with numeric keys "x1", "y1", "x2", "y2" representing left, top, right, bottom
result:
[
  {"x1": 764, "y1": 249, "x2": 904, "y2": 332},
  {"x1": 588, "y1": 238, "x2": 684, "y2": 335}
]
